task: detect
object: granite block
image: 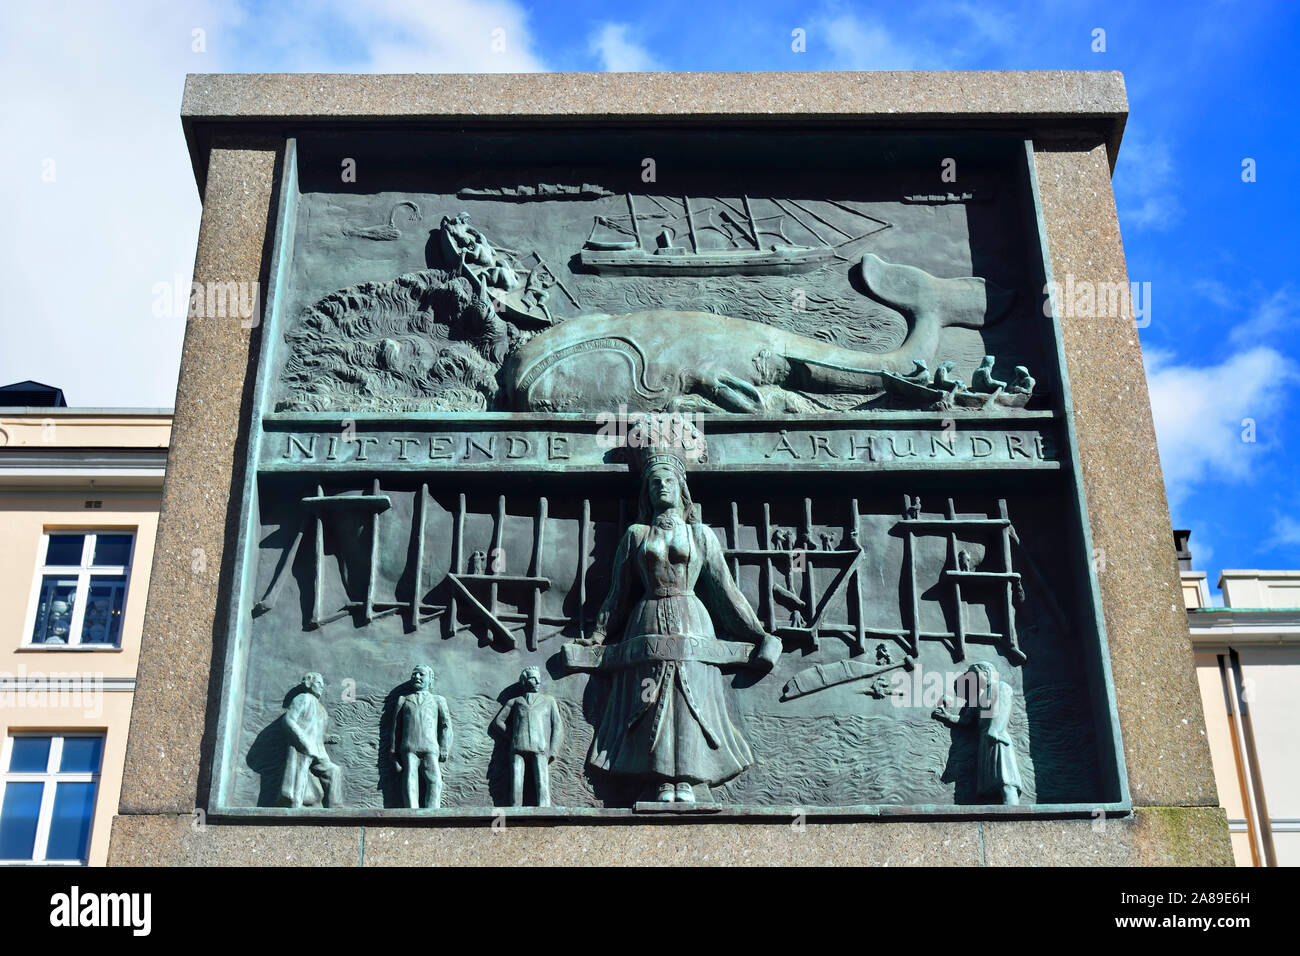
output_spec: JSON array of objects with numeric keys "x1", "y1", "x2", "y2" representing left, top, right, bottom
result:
[
  {"x1": 181, "y1": 71, "x2": 1128, "y2": 124},
  {"x1": 361, "y1": 820, "x2": 982, "y2": 867},
  {"x1": 108, "y1": 814, "x2": 362, "y2": 867},
  {"x1": 1035, "y1": 144, "x2": 1220, "y2": 808},
  {"x1": 981, "y1": 806, "x2": 1235, "y2": 866},
  {"x1": 116, "y1": 140, "x2": 281, "y2": 815}
]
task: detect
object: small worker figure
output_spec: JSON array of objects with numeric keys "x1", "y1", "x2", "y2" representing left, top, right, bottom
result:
[
  {"x1": 932, "y1": 661, "x2": 1024, "y2": 805},
  {"x1": 492, "y1": 665, "x2": 564, "y2": 807},
  {"x1": 931, "y1": 361, "x2": 966, "y2": 393},
  {"x1": 1007, "y1": 365, "x2": 1036, "y2": 396},
  {"x1": 392, "y1": 665, "x2": 453, "y2": 809},
  {"x1": 521, "y1": 267, "x2": 555, "y2": 322},
  {"x1": 970, "y1": 355, "x2": 1008, "y2": 393},
  {"x1": 902, "y1": 358, "x2": 930, "y2": 384},
  {"x1": 280, "y1": 672, "x2": 343, "y2": 808}
]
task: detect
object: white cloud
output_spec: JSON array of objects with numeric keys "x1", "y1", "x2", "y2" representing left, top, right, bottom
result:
[
  {"x1": 1114, "y1": 135, "x2": 1183, "y2": 232},
  {"x1": 1122, "y1": 195, "x2": 1183, "y2": 231},
  {"x1": 0, "y1": 1, "x2": 221, "y2": 406},
  {"x1": 817, "y1": 14, "x2": 927, "y2": 70},
  {"x1": 1193, "y1": 278, "x2": 1235, "y2": 311},
  {"x1": 1144, "y1": 345, "x2": 1295, "y2": 508},
  {"x1": 243, "y1": 0, "x2": 546, "y2": 73},
  {"x1": 938, "y1": 1, "x2": 1018, "y2": 51},
  {"x1": 1227, "y1": 285, "x2": 1298, "y2": 348},
  {"x1": 588, "y1": 23, "x2": 661, "y2": 72},
  {"x1": 1268, "y1": 514, "x2": 1300, "y2": 550},
  {"x1": 806, "y1": 3, "x2": 1025, "y2": 70},
  {"x1": 0, "y1": 0, "x2": 546, "y2": 407}
]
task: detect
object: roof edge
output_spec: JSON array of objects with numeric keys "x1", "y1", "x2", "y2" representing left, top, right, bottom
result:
[{"x1": 180, "y1": 70, "x2": 1128, "y2": 193}]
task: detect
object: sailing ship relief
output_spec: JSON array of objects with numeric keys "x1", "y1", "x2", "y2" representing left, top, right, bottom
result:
[{"x1": 579, "y1": 194, "x2": 891, "y2": 276}]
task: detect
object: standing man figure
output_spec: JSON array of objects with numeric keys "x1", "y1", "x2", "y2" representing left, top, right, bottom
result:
[
  {"x1": 392, "y1": 664, "x2": 453, "y2": 809},
  {"x1": 279, "y1": 671, "x2": 343, "y2": 808},
  {"x1": 492, "y1": 665, "x2": 564, "y2": 807}
]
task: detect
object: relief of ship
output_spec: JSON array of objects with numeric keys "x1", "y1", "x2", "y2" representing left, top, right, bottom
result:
[{"x1": 579, "y1": 194, "x2": 890, "y2": 276}]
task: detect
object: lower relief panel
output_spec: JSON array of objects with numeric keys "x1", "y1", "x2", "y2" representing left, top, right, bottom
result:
[{"x1": 225, "y1": 473, "x2": 1113, "y2": 814}]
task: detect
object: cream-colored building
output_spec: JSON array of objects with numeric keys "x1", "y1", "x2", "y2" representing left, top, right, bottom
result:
[
  {"x1": 0, "y1": 384, "x2": 170, "y2": 866},
  {"x1": 1179, "y1": 529, "x2": 1300, "y2": 867}
]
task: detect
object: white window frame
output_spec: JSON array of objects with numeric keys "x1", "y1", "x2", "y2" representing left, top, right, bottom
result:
[
  {"x1": 0, "y1": 731, "x2": 104, "y2": 865},
  {"x1": 22, "y1": 530, "x2": 136, "y2": 649}
]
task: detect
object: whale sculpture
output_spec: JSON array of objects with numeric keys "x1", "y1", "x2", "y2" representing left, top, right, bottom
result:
[{"x1": 503, "y1": 254, "x2": 1016, "y2": 413}]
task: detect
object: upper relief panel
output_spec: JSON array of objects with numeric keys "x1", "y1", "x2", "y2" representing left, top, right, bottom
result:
[{"x1": 269, "y1": 130, "x2": 1053, "y2": 417}]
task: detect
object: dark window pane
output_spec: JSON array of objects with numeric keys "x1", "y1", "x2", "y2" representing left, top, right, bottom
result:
[
  {"x1": 8, "y1": 736, "x2": 51, "y2": 772},
  {"x1": 59, "y1": 737, "x2": 103, "y2": 773},
  {"x1": 81, "y1": 577, "x2": 127, "y2": 645},
  {"x1": 0, "y1": 782, "x2": 44, "y2": 860},
  {"x1": 45, "y1": 534, "x2": 85, "y2": 566},
  {"x1": 30, "y1": 577, "x2": 77, "y2": 644},
  {"x1": 45, "y1": 782, "x2": 97, "y2": 861},
  {"x1": 92, "y1": 534, "x2": 132, "y2": 567}
]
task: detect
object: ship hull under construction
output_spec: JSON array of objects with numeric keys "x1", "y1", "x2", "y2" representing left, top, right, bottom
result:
[{"x1": 578, "y1": 244, "x2": 837, "y2": 276}]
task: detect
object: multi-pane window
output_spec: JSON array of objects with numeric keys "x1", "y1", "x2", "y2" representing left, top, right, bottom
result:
[
  {"x1": 0, "y1": 733, "x2": 103, "y2": 864},
  {"x1": 26, "y1": 531, "x2": 134, "y2": 647}
]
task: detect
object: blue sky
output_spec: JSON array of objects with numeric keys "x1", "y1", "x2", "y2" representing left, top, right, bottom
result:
[{"x1": 1, "y1": 0, "x2": 1297, "y2": 592}]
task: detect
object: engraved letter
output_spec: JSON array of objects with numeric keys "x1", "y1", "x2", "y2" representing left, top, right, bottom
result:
[
  {"x1": 809, "y1": 434, "x2": 840, "y2": 459},
  {"x1": 848, "y1": 434, "x2": 876, "y2": 461},
  {"x1": 765, "y1": 430, "x2": 800, "y2": 459},
  {"x1": 392, "y1": 437, "x2": 421, "y2": 461},
  {"x1": 467, "y1": 435, "x2": 495, "y2": 460},
  {"x1": 354, "y1": 437, "x2": 380, "y2": 462},
  {"x1": 930, "y1": 434, "x2": 956, "y2": 457},
  {"x1": 886, "y1": 436, "x2": 917, "y2": 458},
  {"x1": 287, "y1": 435, "x2": 316, "y2": 460},
  {"x1": 1006, "y1": 435, "x2": 1033, "y2": 460}
]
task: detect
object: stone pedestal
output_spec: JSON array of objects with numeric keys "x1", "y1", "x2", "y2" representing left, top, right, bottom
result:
[{"x1": 109, "y1": 72, "x2": 1231, "y2": 866}]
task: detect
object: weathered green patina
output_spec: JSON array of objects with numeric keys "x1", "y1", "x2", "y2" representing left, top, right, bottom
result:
[{"x1": 207, "y1": 128, "x2": 1129, "y2": 820}]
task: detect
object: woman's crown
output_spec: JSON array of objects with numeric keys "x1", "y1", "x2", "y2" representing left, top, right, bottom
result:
[{"x1": 625, "y1": 416, "x2": 707, "y2": 471}]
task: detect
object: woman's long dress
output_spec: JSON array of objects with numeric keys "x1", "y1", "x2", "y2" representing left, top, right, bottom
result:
[
  {"x1": 587, "y1": 514, "x2": 766, "y2": 786},
  {"x1": 975, "y1": 679, "x2": 1024, "y2": 799}
]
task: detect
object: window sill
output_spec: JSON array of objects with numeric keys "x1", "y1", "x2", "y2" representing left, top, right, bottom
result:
[
  {"x1": 15, "y1": 645, "x2": 124, "y2": 653},
  {"x1": 0, "y1": 859, "x2": 87, "y2": 866}
]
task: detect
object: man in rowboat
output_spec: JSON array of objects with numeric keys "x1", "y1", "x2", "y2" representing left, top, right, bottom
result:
[{"x1": 445, "y1": 212, "x2": 520, "y2": 291}]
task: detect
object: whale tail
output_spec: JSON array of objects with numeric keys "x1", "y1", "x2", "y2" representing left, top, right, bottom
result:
[{"x1": 860, "y1": 253, "x2": 1015, "y2": 329}]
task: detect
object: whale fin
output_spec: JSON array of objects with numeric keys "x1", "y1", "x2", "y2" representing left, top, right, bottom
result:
[{"x1": 860, "y1": 253, "x2": 1014, "y2": 330}]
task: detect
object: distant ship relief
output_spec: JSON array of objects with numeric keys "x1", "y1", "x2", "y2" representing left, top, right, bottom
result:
[{"x1": 579, "y1": 194, "x2": 891, "y2": 276}]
